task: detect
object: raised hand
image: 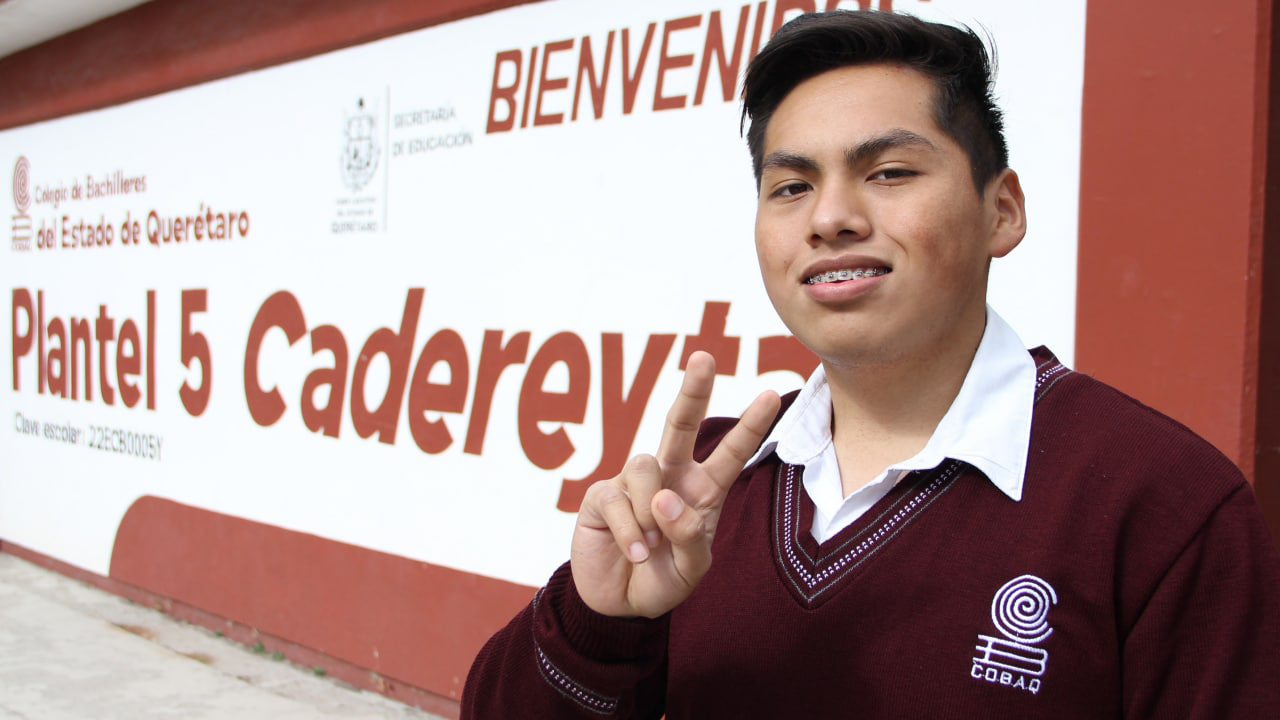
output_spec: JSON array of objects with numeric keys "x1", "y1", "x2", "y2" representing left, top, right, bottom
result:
[{"x1": 570, "y1": 351, "x2": 781, "y2": 618}]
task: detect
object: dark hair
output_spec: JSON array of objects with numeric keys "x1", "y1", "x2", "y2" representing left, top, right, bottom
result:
[{"x1": 742, "y1": 11, "x2": 1008, "y2": 192}]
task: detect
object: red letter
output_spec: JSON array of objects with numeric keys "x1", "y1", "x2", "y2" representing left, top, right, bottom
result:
[
  {"x1": 351, "y1": 289, "x2": 422, "y2": 444},
  {"x1": 771, "y1": 0, "x2": 815, "y2": 35},
  {"x1": 653, "y1": 15, "x2": 702, "y2": 111},
  {"x1": 180, "y1": 289, "x2": 211, "y2": 415},
  {"x1": 463, "y1": 330, "x2": 531, "y2": 455},
  {"x1": 486, "y1": 50, "x2": 523, "y2": 134},
  {"x1": 300, "y1": 325, "x2": 348, "y2": 438},
  {"x1": 407, "y1": 328, "x2": 470, "y2": 455},
  {"x1": 557, "y1": 333, "x2": 675, "y2": 512},
  {"x1": 46, "y1": 318, "x2": 66, "y2": 398},
  {"x1": 244, "y1": 291, "x2": 306, "y2": 427},
  {"x1": 37, "y1": 289, "x2": 45, "y2": 393},
  {"x1": 11, "y1": 289, "x2": 32, "y2": 391},
  {"x1": 621, "y1": 23, "x2": 657, "y2": 114},
  {"x1": 695, "y1": 7, "x2": 751, "y2": 105},
  {"x1": 521, "y1": 46, "x2": 539, "y2": 129},
  {"x1": 748, "y1": 1, "x2": 768, "y2": 60},
  {"x1": 69, "y1": 317, "x2": 91, "y2": 401},
  {"x1": 146, "y1": 289, "x2": 155, "y2": 410},
  {"x1": 757, "y1": 335, "x2": 818, "y2": 379},
  {"x1": 518, "y1": 332, "x2": 590, "y2": 470},
  {"x1": 117, "y1": 320, "x2": 141, "y2": 408},
  {"x1": 572, "y1": 32, "x2": 615, "y2": 121},
  {"x1": 95, "y1": 304, "x2": 115, "y2": 405},
  {"x1": 680, "y1": 301, "x2": 739, "y2": 375},
  {"x1": 534, "y1": 39, "x2": 574, "y2": 126}
]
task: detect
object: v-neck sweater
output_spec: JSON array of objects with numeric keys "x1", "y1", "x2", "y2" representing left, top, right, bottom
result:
[
  {"x1": 753, "y1": 306, "x2": 1035, "y2": 543},
  {"x1": 462, "y1": 348, "x2": 1280, "y2": 719}
]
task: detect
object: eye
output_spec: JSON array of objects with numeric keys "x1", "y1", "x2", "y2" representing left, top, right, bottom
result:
[
  {"x1": 870, "y1": 168, "x2": 917, "y2": 182},
  {"x1": 770, "y1": 181, "x2": 811, "y2": 199}
]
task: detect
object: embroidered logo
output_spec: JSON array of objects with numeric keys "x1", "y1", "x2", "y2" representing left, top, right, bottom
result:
[{"x1": 969, "y1": 574, "x2": 1057, "y2": 695}]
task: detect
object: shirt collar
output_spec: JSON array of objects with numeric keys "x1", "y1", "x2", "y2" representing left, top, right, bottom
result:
[{"x1": 746, "y1": 306, "x2": 1035, "y2": 502}]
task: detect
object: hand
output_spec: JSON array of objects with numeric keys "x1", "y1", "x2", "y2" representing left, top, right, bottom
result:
[{"x1": 570, "y1": 351, "x2": 781, "y2": 618}]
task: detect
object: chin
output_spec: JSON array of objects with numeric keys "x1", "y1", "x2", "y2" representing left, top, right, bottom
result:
[
  {"x1": 792, "y1": 334, "x2": 884, "y2": 369},
  {"x1": 817, "y1": 347, "x2": 895, "y2": 371},
  {"x1": 786, "y1": 317, "x2": 884, "y2": 360}
]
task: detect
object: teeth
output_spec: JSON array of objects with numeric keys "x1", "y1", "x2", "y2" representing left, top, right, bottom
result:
[{"x1": 806, "y1": 267, "x2": 887, "y2": 284}]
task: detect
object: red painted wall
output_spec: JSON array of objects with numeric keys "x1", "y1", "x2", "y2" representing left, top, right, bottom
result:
[
  {"x1": 0, "y1": 0, "x2": 542, "y2": 130},
  {"x1": 1076, "y1": 0, "x2": 1276, "y2": 531},
  {"x1": 108, "y1": 497, "x2": 535, "y2": 715}
]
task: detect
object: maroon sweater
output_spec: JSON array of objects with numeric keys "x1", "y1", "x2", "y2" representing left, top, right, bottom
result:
[{"x1": 463, "y1": 349, "x2": 1280, "y2": 718}]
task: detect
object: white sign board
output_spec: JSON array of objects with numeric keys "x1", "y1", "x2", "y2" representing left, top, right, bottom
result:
[{"x1": 1, "y1": 0, "x2": 1084, "y2": 588}]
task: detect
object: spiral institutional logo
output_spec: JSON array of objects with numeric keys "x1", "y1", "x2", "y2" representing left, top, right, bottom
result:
[
  {"x1": 11, "y1": 155, "x2": 32, "y2": 251},
  {"x1": 991, "y1": 574, "x2": 1057, "y2": 644},
  {"x1": 970, "y1": 573, "x2": 1058, "y2": 695},
  {"x1": 13, "y1": 156, "x2": 31, "y2": 213}
]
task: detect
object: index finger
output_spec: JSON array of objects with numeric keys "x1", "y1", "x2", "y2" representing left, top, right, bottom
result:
[
  {"x1": 701, "y1": 389, "x2": 781, "y2": 490},
  {"x1": 655, "y1": 351, "x2": 717, "y2": 466}
]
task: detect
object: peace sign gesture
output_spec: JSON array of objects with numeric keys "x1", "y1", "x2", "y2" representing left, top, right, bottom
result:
[{"x1": 571, "y1": 351, "x2": 782, "y2": 618}]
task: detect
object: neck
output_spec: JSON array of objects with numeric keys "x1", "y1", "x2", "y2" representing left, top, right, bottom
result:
[{"x1": 821, "y1": 315, "x2": 986, "y2": 494}]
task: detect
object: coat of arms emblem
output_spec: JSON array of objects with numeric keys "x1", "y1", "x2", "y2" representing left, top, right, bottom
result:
[{"x1": 341, "y1": 98, "x2": 380, "y2": 192}]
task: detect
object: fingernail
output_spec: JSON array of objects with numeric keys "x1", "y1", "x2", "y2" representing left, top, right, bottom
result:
[
  {"x1": 628, "y1": 542, "x2": 649, "y2": 563},
  {"x1": 656, "y1": 493, "x2": 683, "y2": 521},
  {"x1": 644, "y1": 530, "x2": 661, "y2": 548}
]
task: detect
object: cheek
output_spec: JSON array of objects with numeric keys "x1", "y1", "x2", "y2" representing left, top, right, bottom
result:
[
  {"x1": 890, "y1": 205, "x2": 983, "y2": 269},
  {"x1": 753, "y1": 240, "x2": 795, "y2": 308},
  {"x1": 754, "y1": 228, "x2": 788, "y2": 275}
]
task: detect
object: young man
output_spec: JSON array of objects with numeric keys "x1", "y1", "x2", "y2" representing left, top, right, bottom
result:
[{"x1": 463, "y1": 11, "x2": 1280, "y2": 718}]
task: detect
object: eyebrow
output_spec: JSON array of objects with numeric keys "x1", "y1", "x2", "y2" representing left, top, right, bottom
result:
[
  {"x1": 846, "y1": 129, "x2": 936, "y2": 166},
  {"x1": 760, "y1": 128, "x2": 937, "y2": 176}
]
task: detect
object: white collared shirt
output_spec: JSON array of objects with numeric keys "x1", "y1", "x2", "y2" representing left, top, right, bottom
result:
[{"x1": 745, "y1": 307, "x2": 1036, "y2": 543}]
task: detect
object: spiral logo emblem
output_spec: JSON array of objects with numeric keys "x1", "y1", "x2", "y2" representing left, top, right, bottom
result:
[
  {"x1": 990, "y1": 574, "x2": 1057, "y2": 644},
  {"x1": 13, "y1": 156, "x2": 31, "y2": 214}
]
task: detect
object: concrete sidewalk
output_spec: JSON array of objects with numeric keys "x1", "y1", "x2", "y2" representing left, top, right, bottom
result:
[{"x1": 0, "y1": 553, "x2": 449, "y2": 720}]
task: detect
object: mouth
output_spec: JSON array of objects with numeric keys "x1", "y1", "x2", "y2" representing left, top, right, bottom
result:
[{"x1": 804, "y1": 267, "x2": 891, "y2": 285}]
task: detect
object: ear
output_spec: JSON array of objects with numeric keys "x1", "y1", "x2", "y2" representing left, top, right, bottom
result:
[{"x1": 986, "y1": 168, "x2": 1027, "y2": 259}]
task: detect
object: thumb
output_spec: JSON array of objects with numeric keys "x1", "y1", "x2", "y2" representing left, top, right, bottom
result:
[{"x1": 652, "y1": 489, "x2": 712, "y2": 590}]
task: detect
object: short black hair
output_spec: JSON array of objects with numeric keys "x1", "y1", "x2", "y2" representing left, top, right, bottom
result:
[{"x1": 742, "y1": 11, "x2": 1008, "y2": 192}]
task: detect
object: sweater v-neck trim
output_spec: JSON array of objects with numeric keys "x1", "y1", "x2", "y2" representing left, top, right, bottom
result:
[
  {"x1": 769, "y1": 348, "x2": 1071, "y2": 609},
  {"x1": 771, "y1": 460, "x2": 966, "y2": 608}
]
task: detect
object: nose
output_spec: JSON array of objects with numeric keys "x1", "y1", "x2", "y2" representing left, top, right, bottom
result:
[{"x1": 809, "y1": 183, "x2": 870, "y2": 244}]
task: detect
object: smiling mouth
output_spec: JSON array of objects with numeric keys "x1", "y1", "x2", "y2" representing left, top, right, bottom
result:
[{"x1": 804, "y1": 267, "x2": 890, "y2": 285}]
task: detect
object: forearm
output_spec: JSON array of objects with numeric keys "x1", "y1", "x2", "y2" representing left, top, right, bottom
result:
[{"x1": 462, "y1": 563, "x2": 670, "y2": 719}]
